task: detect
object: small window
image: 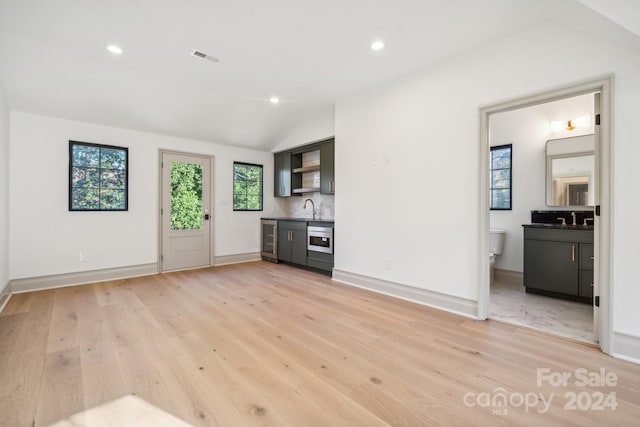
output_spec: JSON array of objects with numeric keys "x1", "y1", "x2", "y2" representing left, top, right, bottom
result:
[
  {"x1": 490, "y1": 144, "x2": 512, "y2": 210},
  {"x1": 69, "y1": 141, "x2": 128, "y2": 211},
  {"x1": 233, "y1": 162, "x2": 263, "y2": 211}
]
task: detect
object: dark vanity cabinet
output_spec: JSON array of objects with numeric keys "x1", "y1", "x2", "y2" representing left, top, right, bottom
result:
[
  {"x1": 578, "y1": 243, "x2": 594, "y2": 298},
  {"x1": 277, "y1": 220, "x2": 307, "y2": 265},
  {"x1": 523, "y1": 226, "x2": 593, "y2": 303}
]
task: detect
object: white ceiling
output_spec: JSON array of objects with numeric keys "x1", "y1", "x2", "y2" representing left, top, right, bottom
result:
[{"x1": 0, "y1": 0, "x2": 629, "y2": 151}]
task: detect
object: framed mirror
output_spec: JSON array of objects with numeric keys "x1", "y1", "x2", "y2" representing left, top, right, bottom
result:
[{"x1": 546, "y1": 134, "x2": 595, "y2": 207}]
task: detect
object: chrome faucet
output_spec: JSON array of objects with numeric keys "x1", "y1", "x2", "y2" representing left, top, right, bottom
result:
[
  {"x1": 571, "y1": 211, "x2": 577, "y2": 226},
  {"x1": 303, "y1": 198, "x2": 316, "y2": 221}
]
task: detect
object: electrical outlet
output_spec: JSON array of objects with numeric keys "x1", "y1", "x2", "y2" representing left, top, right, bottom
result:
[{"x1": 79, "y1": 251, "x2": 88, "y2": 262}]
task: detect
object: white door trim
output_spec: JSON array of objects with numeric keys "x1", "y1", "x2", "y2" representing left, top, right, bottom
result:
[
  {"x1": 478, "y1": 76, "x2": 613, "y2": 354},
  {"x1": 158, "y1": 150, "x2": 215, "y2": 272}
]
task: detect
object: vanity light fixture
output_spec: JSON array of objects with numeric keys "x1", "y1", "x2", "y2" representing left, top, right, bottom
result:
[
  {"x1": 269, "y1": 96, "x2": 280, "y2": 105},
  {"x1": 550, "y1": 114, "x2": 590, "y2": 132},
  {"x1": 106, "y1": 44, "x2": 123, "y2": 55}
]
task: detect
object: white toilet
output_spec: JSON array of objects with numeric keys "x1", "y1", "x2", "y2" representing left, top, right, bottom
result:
[{"x1": 489, "y1": 229, "x2": 506, "y2": 285}]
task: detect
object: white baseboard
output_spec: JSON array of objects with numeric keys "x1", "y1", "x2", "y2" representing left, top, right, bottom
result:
[
  {"x1": 332, "y1": 269, "x2": 477, "y2": 319},
  {"x1": 0, "y1": 283, "x2": 11, "y2": 313},
  {"x1": 214, "y1": 252, "x2": 261, "y2": 266},
  {"x1": 9, "y1": 263, "x2": 159, "y2": 294},
  {"x1": 612, "y1": 332, "x2": 640, "y2": 364}
]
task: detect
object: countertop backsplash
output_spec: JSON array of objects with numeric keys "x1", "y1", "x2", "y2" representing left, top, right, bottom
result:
[
  {"x1": 272, "y1": 193, "x2": 335, "y2": 221},
  {"x1": 530, "y1": 210, "x2": 594, "y2": 225}
]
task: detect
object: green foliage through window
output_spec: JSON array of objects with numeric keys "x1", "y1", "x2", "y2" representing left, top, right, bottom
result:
[
  {"x1": 69, "y1": 141, "x2": 128, "y2": 211},
  {"x1": 171, "y1": 162, "x2": 203, "y2": 230},
  {"x1": 490, "y1": 144, "x2": 512, "y2": 210},
  {"x1": 233, "y1": 162, "x2": 263, "y2": 211}
]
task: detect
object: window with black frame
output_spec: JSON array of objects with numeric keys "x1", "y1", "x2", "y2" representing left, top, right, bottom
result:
[
  {"x1": 490, "y1": 144, "x2": 512, "y2": 210},
  {"x1": 233, "y1": 162, "x2": 263, "y2": 211},
  {"x1": 69, "y1": 141, "x2": 128, "y2": 211}
]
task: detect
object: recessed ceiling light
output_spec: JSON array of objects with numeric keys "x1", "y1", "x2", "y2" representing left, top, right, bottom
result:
[
  {"x1": 106, "y1": 44, "x2": 123, "y2": 55},
  {"x1": 371, "y1": 40, "x2": 385, "y2": 51},
  {"x1": 269, "y1": 97, "x2": 280, "y2": 105}
]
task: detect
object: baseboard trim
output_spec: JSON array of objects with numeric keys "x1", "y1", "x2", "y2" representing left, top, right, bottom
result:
[
  {"x1": 9, "y1": 263, "x2": 159, "y2": 294},
  {"x1": 214, "y1": 252, "x2": 261, "y2": 266},
  {"x1": 612, "y1": 332, "x2": 640, "y2": 364},
  {"x1": 332, "y1": 269, "x2": 477, "y2": 319},
  {"x1": 493, "y1": 268, "x2": 523, "y2": 285},
  {"x1": 0, "y1": 286, "x2": 11, "y2": 313}
]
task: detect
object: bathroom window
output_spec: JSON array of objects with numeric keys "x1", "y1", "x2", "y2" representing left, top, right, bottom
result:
[
  {"x1": 490, "y1": 144, "x2": 512, "y2": 210},
  {"x1": 69, "y1": 141, "x2": 128, "y2": 211},
  {"x1": 233, "y1": 162, "x2": 263, "y2": 211}
]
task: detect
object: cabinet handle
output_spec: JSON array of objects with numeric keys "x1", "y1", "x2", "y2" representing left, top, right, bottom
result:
[
  {"x1": 571, "y1": 244, "x2": 576, "y2": 262},
  {"x1": 330, "y1": 180, "x2": 335, "y2": 193},
  {"x1": 590, "y1": 283, "x2": 594, "y2": 287},
  {"x1": 590, "y1": 256, "x2": 594, "y2": 260}
]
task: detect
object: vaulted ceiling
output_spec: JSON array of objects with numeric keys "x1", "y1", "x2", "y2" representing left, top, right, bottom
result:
[{"x1": 0, "y1": 0, "x2": 636, "y2": 150}]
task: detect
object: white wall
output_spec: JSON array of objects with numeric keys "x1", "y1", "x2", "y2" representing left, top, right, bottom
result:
[
  {"x1": 9, "y1": 112, "x2": 274, "y2": 279},
  {"x1": 489, "y1": 94, "x2": 594, "y2": 272},
  {"x1": 0, "y1": 86, "x2": 9, "y2": 292},
  {"x1": 268, "y1": 108, "x2": 336, "y2": 220},
  {"x1": 271, "y1": 110, "x2": 335, "y2": 153},
  {"x1": 334, "y1": 18, "x2": 640, "y2": 343}
]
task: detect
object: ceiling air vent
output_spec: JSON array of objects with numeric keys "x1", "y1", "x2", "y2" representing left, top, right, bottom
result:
[{"x1": 191, "y1": 49, "x2": 219, "y2": 63}]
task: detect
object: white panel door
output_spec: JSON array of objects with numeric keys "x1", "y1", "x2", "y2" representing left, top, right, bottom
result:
[{"x1": 161, "y1": 152, "x2": 212, "y2": 272}]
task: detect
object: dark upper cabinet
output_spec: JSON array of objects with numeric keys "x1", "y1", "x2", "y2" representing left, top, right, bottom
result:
[
  {"x1": 320, "y1": 138, "x2": 335, "y2": 195},
  {"x1": 274, "y1": 151, "x2": 291, "y2": 197},
  {"x1": 273, "y1": 137, "x2": 335, "y2": 197}
]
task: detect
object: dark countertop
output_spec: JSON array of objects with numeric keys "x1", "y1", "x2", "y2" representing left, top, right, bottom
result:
[
  {"x1": 262, "y1": 217, "x2": 335, "y2": 224},
  {"x1": 523, "y1": 223, "x2": 594, "y2": 231}
]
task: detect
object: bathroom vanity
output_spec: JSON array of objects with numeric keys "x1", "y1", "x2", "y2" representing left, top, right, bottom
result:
[{"x1": 523, "y1": 224, "x2": 593, "y2": 304}]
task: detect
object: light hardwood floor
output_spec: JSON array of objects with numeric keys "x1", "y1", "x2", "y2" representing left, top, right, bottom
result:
[{"x1": 0, "y1": 261, "x2": 638, "y2": 426}]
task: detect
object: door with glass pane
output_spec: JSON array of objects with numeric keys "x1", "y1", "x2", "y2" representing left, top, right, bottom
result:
[{"x1": 161, "y1": 152, "x2": 212, "y2": 272}]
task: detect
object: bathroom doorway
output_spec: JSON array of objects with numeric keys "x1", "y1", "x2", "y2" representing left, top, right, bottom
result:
[{"x1": 477, "y1": 77, "x2": 612, "y2": 354}]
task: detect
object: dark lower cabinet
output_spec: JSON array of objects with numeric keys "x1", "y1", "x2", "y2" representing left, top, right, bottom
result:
[
  {"x1": 523, "y1": 227, "x2": 593, "y2": 303},
  {"x1": 524, "y1": 240, "x2": 578, "y2": 295},
  {"x1": 307, "y1": 250, "x2": 333, "y2": 272},
  {"x1": 277, "y1": 221, "x2": 307, "y2": 265}
]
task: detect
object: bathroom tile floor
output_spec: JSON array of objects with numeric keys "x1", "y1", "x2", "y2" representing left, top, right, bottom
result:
[{"x1": 490, "y1": 277, "x2": 594, "y2": 343}]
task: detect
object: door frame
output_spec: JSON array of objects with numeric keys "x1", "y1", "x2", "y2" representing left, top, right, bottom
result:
[
  {"x1": 158, "y1": 149, "x2": 215, "y2": 272},
  {"x1": 477, "y1": 76, "x2": 613, "y2": 354}
]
